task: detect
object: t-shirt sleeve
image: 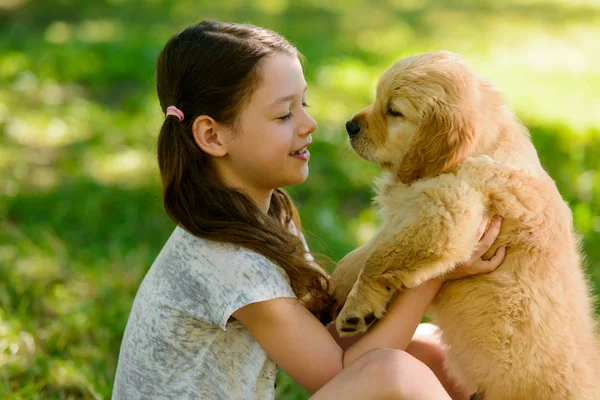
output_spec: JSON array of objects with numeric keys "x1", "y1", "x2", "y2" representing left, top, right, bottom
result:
[
  {"x1": 207, "y1": 249, "x2": 297, "y2": 331},
  {"x1": 167, "y1": 232, "x2": 297, "y2": 331}
]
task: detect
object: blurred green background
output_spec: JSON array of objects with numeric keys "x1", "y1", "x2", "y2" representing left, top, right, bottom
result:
[{"x1": 1, "y1": 0, "x2": 599, "y2": 398}]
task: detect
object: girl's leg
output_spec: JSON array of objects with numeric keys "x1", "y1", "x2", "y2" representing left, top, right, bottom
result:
[
  {"x1": 406, "y1": 323, "x2": 476, "y2": 400},
  {"x1": 310, "y1": 348, "x2": 451, "y2": 400}
]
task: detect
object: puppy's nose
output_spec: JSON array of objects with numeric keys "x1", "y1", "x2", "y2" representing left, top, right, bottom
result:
[{"x1": 345, "y1": 119, "x2": 361, "y2": 137}]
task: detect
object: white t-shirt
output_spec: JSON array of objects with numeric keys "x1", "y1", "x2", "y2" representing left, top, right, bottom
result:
[{"x1": 112, "y1": 225, "x2": 300, "y2": 399}]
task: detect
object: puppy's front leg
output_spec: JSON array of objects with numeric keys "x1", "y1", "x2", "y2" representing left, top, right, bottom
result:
[
  {"x1": 336, "y1": 180, "x2": 485, "y2": 335},
  {"x1": 330, "y1": 241, "x2": 380, "y2": 318}
]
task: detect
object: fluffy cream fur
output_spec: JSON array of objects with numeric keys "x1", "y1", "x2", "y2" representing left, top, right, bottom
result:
[{"x1": 331, "y1": 51, "x2": 600, "y2": 399}]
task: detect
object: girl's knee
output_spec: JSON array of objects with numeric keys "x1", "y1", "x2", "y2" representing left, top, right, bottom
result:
[
  {"x1": 352, "y1": 348, "x2": 408, "y2": 375},
  {"x1": 354, "y1": 348, "x2": 444, "y2": 399}
]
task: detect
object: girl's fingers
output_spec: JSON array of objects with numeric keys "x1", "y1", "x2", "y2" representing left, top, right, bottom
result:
[
  {"x1": 474, "y1": 215, "x2": 502, "y2": 257},
  {"x1": 475, "y1": 215, "x2": 488, "y2": 241},
  {"x1": 482, "y1": 245, "x2": 507, "y2": 272}
]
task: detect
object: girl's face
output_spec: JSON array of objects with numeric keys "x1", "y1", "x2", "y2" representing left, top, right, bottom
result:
[{"x1": 222, "y1": 53, "x2": 317, "y2": 195}]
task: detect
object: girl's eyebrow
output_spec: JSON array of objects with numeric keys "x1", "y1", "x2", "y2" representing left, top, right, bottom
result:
[{"x1": 269, "y1": 86, "x2": 307, "y2": 107}]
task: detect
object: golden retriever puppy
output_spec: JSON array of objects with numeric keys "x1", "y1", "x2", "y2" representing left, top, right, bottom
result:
[{"x1": 331, "y1": 51, "x2": 600, "y2": 399}]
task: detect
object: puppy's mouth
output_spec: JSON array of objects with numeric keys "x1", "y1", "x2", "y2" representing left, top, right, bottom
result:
[{"x1": 349, "y1": 137, "x2": 378, "y2": 163}]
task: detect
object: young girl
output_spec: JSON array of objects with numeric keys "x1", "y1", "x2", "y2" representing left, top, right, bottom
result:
[{"x1": 112, "y1": 20, "x2": 505, "y2": 400}]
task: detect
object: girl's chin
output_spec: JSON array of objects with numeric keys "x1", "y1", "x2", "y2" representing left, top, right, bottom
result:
[
  {"x1": 288, "y1": 176, "x2": 308, "y2": 186},
  {"x1": 285, "y1": 169, "x2": 309, "y2": 186}
]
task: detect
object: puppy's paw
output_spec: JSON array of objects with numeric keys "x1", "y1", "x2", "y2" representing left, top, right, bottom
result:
[{"x1": 335, "y1": 282, "x2": 392, "y2": 336}]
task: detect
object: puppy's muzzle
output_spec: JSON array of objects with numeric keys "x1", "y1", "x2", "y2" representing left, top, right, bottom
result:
[{"x1": 345, "y1": 119, "x2": 360, "y2": 138}]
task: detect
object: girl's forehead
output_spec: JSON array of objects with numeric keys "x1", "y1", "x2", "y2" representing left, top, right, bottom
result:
[{"x1": 253, "y1": 54, "x2": 306, "y2": 100}]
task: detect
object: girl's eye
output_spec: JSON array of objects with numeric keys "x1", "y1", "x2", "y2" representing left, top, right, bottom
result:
[
  {"x1": 278, "y1": 112, "x2": 293, "y2": 121},
  {"x1": 387, "y1": 106, "x2": 404, "y2": 118},
  {"x1": 278, "y1": 103, "x2": 309, "y2": 121}
]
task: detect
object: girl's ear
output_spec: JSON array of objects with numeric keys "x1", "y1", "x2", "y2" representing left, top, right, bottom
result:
[{"x1": 192, "y1": 115, "x2": 230, "y2": 157}]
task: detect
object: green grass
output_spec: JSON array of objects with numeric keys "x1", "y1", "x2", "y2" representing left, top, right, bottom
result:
[{"x1": 1, "y1": 0, "x2": 599, "y2": 398}]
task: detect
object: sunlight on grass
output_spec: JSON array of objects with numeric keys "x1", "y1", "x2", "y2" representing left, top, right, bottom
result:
[
  {"x1": 388, "y1": 0, "x2": 424, "y2": 11},
  {"x1": 1, "y1": 226, "x2": 68, "y2": 302},
  {"x1": 542, "y1": 0, "x2": 600, "y2": 4},
  {"x1": 5, "y1": 73, "x2": 94, "y2": 151},
  {"x1": 356, "y1": 22, "x2": 415, "y2": 56},
  {"x1": 352, "y1": 209, "x2": 378, "y2": 245},
  {"x1": 310, "y1": 11, "x2": 600, "y2": 135},
  {"x1": 0, "y1": 52, "x2": 29, "y2": 79},
  {"x1": 316, "y1": 59, "x2": 376, "y2": 93},
  {"x1": 477, "y1": 21, "x2": 600, "y2": 131},
  {"x1": 0, "y1": 311, "x2": 36, "y2": 368},
  {"x1": 574, "y1": 203, "x2": 595, "y2": 235},
  {"x1": 310, "y1": 60, "x2": 379, "y2": 134},
  {"x1": 381, "y1": 10, "x2": 600, "y2": 132},
  {"x1": 16, "y1": 253, "x2": 63, "y2": 285},
  {"x1": 78, "y1": 19, "x2": 123, "y2": 43},
  {"x1": 575, "y1": 170, "x2": 597, "y2": 204},
  {"x1": 0, "y1": 147, "x2": 18, "y2": 172},
  {"x1": 83, "y1": 148, "x2": 156, "y2": 186},
  {"x1": 0, "y1": 0, "x2": 29, "y2": 10},
  {"x1": 48, "y1": 359, "x2": 102, "y2": 400},
  {"x1": 6, "y1": 114, "x2": 87, "y2": 148},
  {"x1": 256, "y1": 0, "x2": 288, "y2": 14},
  {"x1": 45, "y1": 21, "x2": 73, "y2": 44}
]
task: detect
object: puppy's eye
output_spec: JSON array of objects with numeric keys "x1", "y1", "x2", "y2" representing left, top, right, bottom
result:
[{"x1": 387, "y1": 106, "x2": 404, "y2": 118}]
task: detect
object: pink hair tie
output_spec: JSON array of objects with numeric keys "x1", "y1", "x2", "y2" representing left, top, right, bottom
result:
[{"x1": 166, "y1": 105, "x2": 184, "y2": 121}]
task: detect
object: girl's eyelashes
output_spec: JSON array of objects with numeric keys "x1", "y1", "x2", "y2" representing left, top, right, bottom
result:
[
  {"x1": 277, "y1": 102, "x2": 310, "y2": 121},
  {"x1": 278, "y1": 112, "x2": 293, "y2": 121}
]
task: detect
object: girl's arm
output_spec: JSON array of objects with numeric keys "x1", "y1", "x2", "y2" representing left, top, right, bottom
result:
[
  {"x1": 341, "y1": 278, "x2": 442, "y2": 366},
  {"x1": 233, "y1": 216, "x2": 504, "y2": 394}
]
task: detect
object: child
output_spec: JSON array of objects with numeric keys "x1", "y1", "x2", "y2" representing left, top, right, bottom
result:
[{"x1": 112, "y1": 20, "x2": 505, "y2": 400}]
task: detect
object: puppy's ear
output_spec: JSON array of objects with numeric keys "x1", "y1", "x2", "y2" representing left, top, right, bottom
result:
[{"x1": 397, "y1": 102, "x2": 477, "y2": 184}]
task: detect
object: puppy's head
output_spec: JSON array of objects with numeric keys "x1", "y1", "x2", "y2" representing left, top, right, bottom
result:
[{"x1": 346, "y1": 51, "x2": 486, "y2": 183}]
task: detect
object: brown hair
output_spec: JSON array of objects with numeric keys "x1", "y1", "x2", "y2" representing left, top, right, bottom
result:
[{"x1": 155, "y1": 20, "x2": 331, "y2": 316}]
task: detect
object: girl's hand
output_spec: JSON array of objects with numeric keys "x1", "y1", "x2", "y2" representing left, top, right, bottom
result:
[{"x1": 442, "y1": 215, "x2": 506, "y2": 281}]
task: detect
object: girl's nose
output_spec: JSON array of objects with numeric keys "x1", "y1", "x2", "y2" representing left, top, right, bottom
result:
[{"x1": 300, "y1": 113, "x2": 317, "y2": 136}]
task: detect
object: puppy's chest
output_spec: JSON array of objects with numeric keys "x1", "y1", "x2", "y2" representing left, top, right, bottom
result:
[
  {"x1": 374, "y1": 172, "x2": 467, "y2": 209},
  {"x1": 374, "y1": 182, "x2": 420, "y2": 218}
]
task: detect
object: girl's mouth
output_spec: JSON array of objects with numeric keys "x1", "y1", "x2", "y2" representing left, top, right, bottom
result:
[{"x1": 289, "y1": 147, "x2": 310, "y2": 160}]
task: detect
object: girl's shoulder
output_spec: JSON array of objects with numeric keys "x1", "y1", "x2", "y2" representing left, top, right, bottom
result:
[
  {"x1": 146, "y1": 225, "x2": 296, "y2": 330},
  {"x1": 167, "y1": 225, "x2": 283, "y2": 274}
]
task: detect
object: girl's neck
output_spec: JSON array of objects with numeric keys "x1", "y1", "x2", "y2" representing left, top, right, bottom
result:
[
  {"x1": 244, "y1": 187, "x2": 273, "y2": 214},
  {"x1": 210, "y1": 157, "x2": 273, "y2": 213}
]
